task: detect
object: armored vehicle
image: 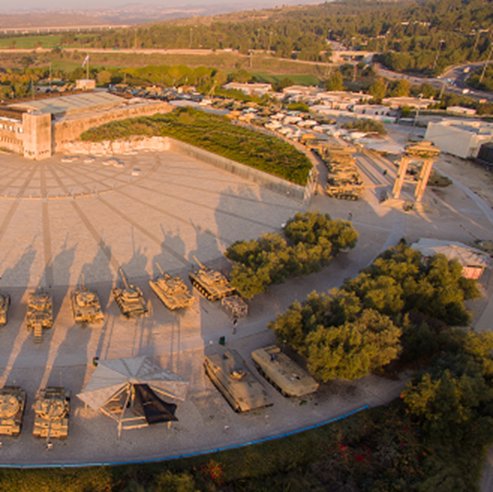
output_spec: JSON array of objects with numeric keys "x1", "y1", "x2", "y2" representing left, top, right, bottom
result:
[
  {"x1": 32, "y1": 387, "x2": 70, "y2": 440},
  {"x1": 251, "y1": 345, "x2": 319, "y2": 397},
  {"x1": 113, "y1": 268, "x2": 149, "y2": 318},
  {"x1": 204, "y1": 349, "x2": 271, "y2": 413},
  {"x1": 0, "y1": 293, "x2": 10, "y2": 326},
  {"x1": 326, "y1": 183, "x2": 361, "y2": 200},
  {"x1": 26, "y1": 291, "x2": 53, "y2": 343},
  {"x1": 0, "y1": 386, "x2": 26, "y2": 436},
  {"x1": 221, "y1": 295, "x2": 248, "y2": 319},
  {"x1": 71, "y1": 286, "x2": 104, "y2": 324},
  {"x1": 149, "y1": 264, "x2": 194, "y2": 311},
  {"x1": 189, "y1": 257, "x2": 235, "y2": 301}
]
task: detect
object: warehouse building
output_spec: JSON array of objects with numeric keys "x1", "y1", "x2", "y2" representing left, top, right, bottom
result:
[{"x1": 425, "y1": 120, "x2": 493, "y2": 159}]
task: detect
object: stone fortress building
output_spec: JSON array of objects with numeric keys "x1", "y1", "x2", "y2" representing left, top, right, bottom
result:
[{"x1": 0, "y1": 91, "x2": 170, "y2": 160}]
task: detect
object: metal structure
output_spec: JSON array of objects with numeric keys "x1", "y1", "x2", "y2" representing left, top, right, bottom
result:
[
  {"x1": 113, "y1": 268, "x2": 149, "y2": 318},
  {"x1": 149, "y1": 264, "x2": 195, "y2": 311},
  {"x1": 26, "y1": 291, "x2": 53, "y2": 343},
  {"x1": 0, "y1": 293, "x2": 10, "y2": 326},
  {"x1": 77, "y1": 356, "x2": 188, "y2": 437},
  {"x1": 251, "y1": 345, "x2": 319, "y2": 397},
  {"x1": 71, "y1": 283, "x2": 104, "y2": 324},
  {"x1": 0, "y1": 386, "x2": 26, "y2": 437},
  {"x1": 32, "y1": 387, "x2": 70, "y2": 441},
  {"x1": 204, "y1": 349, "x2": 272, "y2": 413},
  {"x1": 189, "y1": 257, "x2": 235, "y2": 301},
  {"x1": 221, "y1": 295, "x2": 248, "y2": 319},
  {"x1": 392, "y1": 141, "x2": 440, "y2": 204}
]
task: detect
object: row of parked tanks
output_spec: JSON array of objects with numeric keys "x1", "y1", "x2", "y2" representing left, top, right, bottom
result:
[
  {"x1": 204, "y1": 345, "x2": 319, "y2": 413},
  {"x1": 0, "y1": 258, "x2": 248, "y2": 343},
  {"x1": 319, "y1": 144, "x2": 363, "y2": 200},
  {"x1": 0, "y1": 386, "x2": 70, "y2": 440}
]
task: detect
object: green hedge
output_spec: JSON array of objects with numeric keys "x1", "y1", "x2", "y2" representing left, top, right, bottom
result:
[{"x1": 81, "y1": 108, "x2": 312, "y2": 185}]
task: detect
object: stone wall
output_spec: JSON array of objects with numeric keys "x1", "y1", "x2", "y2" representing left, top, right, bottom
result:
[
  {"x1": 64, "y1": 136, "x2": 314, "y2": 203},
  {"x1": 0, "y1": 121, "x2": 24, "y2": 154},
  {"x1": 54, "y1": 101, "x2": 172, "y2": 153}
]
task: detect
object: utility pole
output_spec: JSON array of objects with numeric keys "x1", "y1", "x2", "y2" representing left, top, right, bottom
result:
[
  {"x1": 479, "y1": 45, "x2": 493, "y2": 84},
  {"x1": 432, "y1": 39, "x2": 445, "y2": 71}
]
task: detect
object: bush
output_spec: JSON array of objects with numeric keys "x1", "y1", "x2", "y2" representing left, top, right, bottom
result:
[{"x1": 342, "y1": 118, "x2": 387, "y2": 135}]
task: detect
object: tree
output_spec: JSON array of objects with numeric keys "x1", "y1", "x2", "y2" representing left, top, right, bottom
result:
[
  {"x1": 325, "y1": 71, "x2": 344, "y2": 91},
  {"x1": 306, "y1": 309, "x2": 401, "y2": 381},
  {"x1": 392, "y1": 79, "x2": 411, "y2": 97},
  {"x1": 369, "y1": 77, "x2": 387, "y2": 101}
]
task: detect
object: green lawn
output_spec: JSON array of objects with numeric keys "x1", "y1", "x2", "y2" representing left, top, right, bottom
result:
[
  {"x1": 81, "y1": 108, "x2": 313, "y2": 185},
  {"x1": 0, "y1": 35, "x2": 63, "y2": 49}
]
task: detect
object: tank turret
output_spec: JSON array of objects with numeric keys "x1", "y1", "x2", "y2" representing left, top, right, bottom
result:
[
  {"x1": 204, "y1": 349, "x2": 272, "y2": 412},
  {"x1": 149, "y1": 264, "x2": 194, "y2": 311},
  {"x1": 71, "y1": 282, "x2": 104, "y2": 325},
  {"x1": 26, "y1": 291, "x2": 53, "y2": 343},
  {"x1": 221, "y1": 295, "x2": 248, "y2": 319},
  {"x1": 251, "y1": 345, "x2": 319, "y2": 397},
  {"x1": 112, "y1": 268, "x2": 149, "y2": 318},
  {"x1": 0, "y1": 293, "x2": 10, "y2": 326},
  {"x1": 0, "y1": 386, "x2": 26, "y2": 436},
  {"x1": 32, "y1": 386, "x2": 70, "y2": 440},
  {"x1": 189, "y1": 257, "x2": 235, "y2": 301}
]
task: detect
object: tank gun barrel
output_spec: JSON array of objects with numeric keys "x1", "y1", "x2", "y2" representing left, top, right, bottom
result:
[
  {"x1": 155, "y1": 262, "x2": 165, "y2": 276},
  {"x1": 118, "y1": 267, "x2": 130, "y2": 289},
  {"x1": 192, "y1": 256, "x2": 206, "y2": 269}
]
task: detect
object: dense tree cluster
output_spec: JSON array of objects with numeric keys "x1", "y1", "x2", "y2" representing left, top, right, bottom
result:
[
  {"x1": 226, "y1": 212, "x2": 358, "y2": 299},
  {"x1": 51, "y1": 0, "x2": 493, "y2": 75},
  {"x1": 270, "y1": 243, "x2": 481, "y2": 381}
]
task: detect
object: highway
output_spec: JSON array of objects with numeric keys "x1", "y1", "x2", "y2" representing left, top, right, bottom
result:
[{"x1": 374, "y1": 62, "x2": 493, "y2": 103}]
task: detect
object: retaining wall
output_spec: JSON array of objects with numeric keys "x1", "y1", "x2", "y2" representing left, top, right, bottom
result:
[{"x1": 64, "y1": 136, "x2": 315, "y2": 203}]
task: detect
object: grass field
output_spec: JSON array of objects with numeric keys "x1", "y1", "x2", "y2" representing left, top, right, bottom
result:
[
  {"x1": 81, "y1": 108, "x2": 312, "y2": 185},
  {"x1": 0, "y1": 35, "x2": 63, "y2": 49}
]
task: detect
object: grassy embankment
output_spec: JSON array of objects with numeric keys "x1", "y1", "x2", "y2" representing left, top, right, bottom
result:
[
  {"x1": 0, "y1": 400, "x2": 484, "y2": 491},
  {"x1": 81, "y1": 108, "x2": 312, "y2": 186}
]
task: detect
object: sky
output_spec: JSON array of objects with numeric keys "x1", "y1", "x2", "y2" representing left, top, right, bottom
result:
[{"x1": 0, "y1": 0, "x2": 308, "y2": 11}]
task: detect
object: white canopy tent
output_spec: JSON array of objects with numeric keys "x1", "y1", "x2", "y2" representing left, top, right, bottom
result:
[{"x1": 78, "y1": 356, "x2": 188, "y2": 436}]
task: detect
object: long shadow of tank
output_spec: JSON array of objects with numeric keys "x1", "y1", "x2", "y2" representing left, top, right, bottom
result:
[
  {"x1": 5, "y1": 243, "x2": 76, "y2": 396},
  {"x1": 79, "y1": 239, "x2": 115, "y2": 366},
  {"x1": 0, "y1": 245, "x2": 37, "y2": 387}
]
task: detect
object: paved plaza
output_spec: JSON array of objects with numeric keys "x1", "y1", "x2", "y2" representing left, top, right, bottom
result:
[{"x1": 0, "y1": 146, "x2": 491, "y2": 466}]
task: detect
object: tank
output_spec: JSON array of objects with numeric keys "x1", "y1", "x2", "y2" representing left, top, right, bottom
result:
[
  {"x1": 204, "y1": 349, "x2": 272, "y2": 413},
  {"x1": 71, "y1": 286, "x2": 104, "y2": 324},
  {"x1": 112, "y1": 268, "x2": 149, "y2": 318},
  {"x1": 251, "y1": 345, "x2": 319, "y2": 397},
  {"x1": 0, "y1": 293, "x2": 10, "y2": 326},
  {"x1": 326, "y1": 183, "x2": 361, "y2": 200},
  {"x1": 149, "y1": 264, "x2": 195, "y2": 311},
  {"x1": 221, "y1": 295, "x2": 248, "y2": 319},
  {"x1": 0, "y1": 386, "x2": 26, "y2": 436},
  {"x1": 189, "y1": 257, "x2": 235, "y2": 301},
  {"x1": 32, "y1": 387, "x2": 70, "y2": 440},
  {"x1": 26, "y1": 291, "x2": 53, "y2": 343}
]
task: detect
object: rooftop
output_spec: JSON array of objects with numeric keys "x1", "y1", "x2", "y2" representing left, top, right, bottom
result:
[{"x1": 9, "y1": 92, "x2": 124, "y2": 117}]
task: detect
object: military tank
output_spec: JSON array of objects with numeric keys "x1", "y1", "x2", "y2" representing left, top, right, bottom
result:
[
  {"x1": 26, "y1": 291, "x2": 53, "y2": 343},
  {"x1": 149, "y1": 264, "x2": 194, "y2": 311},
  {"x1": 0, "y1": 386, "x2": 26, "y2": 436},
  {"x1": 221, "y1": 295, "x2": 248, "y2": 319},
  {"x1": 251, "y1": 345, "x2": 319, "y2": 397},
  {"x1": 204, "y1": 349, "x2": 272, "y2": 413},
  {"x1": 32, "y1": 387, "x2": 70, "y2": 440},
  {"x1": 0, "y1": 293, "x2": 10, "y2": 326},
  {"x1": 189, "y1": 257, "x2": 235, "y2": 301},
  {"x1": 71, "y1": 284, "x2": 104, "y2": 324},
  {"x1": 113, "y1": 268, "x2": 149, "y2": 318}
]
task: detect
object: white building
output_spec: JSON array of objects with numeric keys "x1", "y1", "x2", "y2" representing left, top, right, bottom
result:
[
  {"x1": 383, "y1": 96, "x2": 435, "y2": 110},
  {"x1": 222, "y1": 82, "x2": 272, "y2": 97},
  {"x1": 446, "y1": 106, "x2": 477, "y2": 117},
  {"x1": 317, "y1": 91, "x2": 371, "y2": 110},
  {"x1": 411, "y1": 238, "x2": 490, "y2": 280},
  {"x1": 425, "y1": 120, "x2": 493, "y2": 159}
]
